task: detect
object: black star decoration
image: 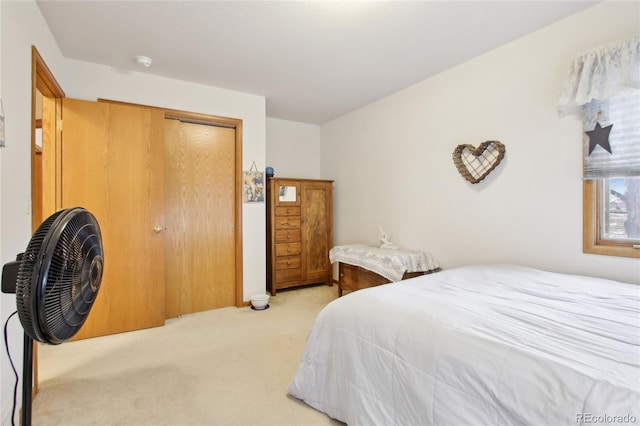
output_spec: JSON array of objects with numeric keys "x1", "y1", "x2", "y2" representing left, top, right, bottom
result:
[{"x1": 585, "y1": 122, "x2": 613, "y2": 155}]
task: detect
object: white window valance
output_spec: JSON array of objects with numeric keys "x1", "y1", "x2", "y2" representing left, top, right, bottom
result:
[{"x1": 558, "y1": 35, "x2": 640, "y2": 117}]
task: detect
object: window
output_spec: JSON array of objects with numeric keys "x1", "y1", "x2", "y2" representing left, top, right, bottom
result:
[
  {"x1": 582, "y1": 89, "x2": 639, "y2": 258},
  {"x1": 558, "y1": 36, "x2": 640, "y2": 259},
  {"x1": 600, "y1": 178, "x2": 639, "y2": 241},
  {"x1": 584, "y1": 178, "x2": 639, "y2": 258}
]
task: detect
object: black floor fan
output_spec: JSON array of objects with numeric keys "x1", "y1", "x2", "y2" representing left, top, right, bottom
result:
[{"x1": 2, "y1": 207, "x2": 104, "y2": 426}]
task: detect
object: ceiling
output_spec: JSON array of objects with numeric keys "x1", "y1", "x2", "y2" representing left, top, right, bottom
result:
[{"x1": 36, "y1": 1, "x2": 598, "y2": 124}]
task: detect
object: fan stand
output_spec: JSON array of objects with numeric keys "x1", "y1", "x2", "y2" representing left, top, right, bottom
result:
[
  {"x1": 2, "y1": 261, "x2": 34, "y2": 426},
  {"x1": 1, "y1": 207, "x2": 104, "y2": 426},
  {"x1": 21, "y1": 333, "x2": 34, "y2": 426}
]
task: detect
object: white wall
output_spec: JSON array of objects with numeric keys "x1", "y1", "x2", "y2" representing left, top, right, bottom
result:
[
  {"x1": 0, "y1": 2, "x2": 67, "y2": 424},
  {"x1": 0, "y1": 4, "x2": 4, "y2": 421},
  {"x1": 321, "y1": 1, "x2": 640, "y2": 284},
  {"x1": 266, "y1": 117, "x2": 321, "y2": 179}
]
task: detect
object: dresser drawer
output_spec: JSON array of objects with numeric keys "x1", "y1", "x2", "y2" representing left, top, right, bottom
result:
[
  {"x1": 275, "y1": 256, "x2": 301, "y2": 270},
  {"x1": 274, "y1": 216, "x2": 301, "y2": 230},
  {"x1": 275, "y1": 230, "x2": 301, "y2": 243},
  {"x1": 275, "y1": 206, "x2": 301, "y2": 216},
  {"x1": 275, "y1": 268, "x2": 302, "y2": 284},
  {"x1": 275, "y1": 242, "x2": 301, "y2": 257}
]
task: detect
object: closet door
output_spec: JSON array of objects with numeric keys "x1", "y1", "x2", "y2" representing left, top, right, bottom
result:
[
  {"x1": 164, "y1": 119, "x2": 237, "y2": 318},
  {"x1": 61, "y1": 98, "x2": 166, "y2": 339}
]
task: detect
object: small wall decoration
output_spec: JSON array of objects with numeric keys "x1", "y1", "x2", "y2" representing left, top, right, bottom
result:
[
  {"x1": 452, "y1": 140, "x2": 505, "y2": 184},
  {"x1": 585, "y1": 121, "x2": 613, "y2": 155},
  {"x1": 243, "y1": 161, "x2": 264, "y2": 203}
]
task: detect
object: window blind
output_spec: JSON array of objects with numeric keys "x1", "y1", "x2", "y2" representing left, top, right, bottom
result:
[{"x1": 582, "y1": 89, "x2": 640, "y2": 179}]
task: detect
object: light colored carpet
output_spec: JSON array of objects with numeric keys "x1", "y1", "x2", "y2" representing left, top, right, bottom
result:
[{"x1": 33, "y1": 284, "x2": 343, "y2": 426}]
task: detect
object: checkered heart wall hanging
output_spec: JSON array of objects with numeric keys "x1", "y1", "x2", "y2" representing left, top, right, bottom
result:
[{"x1": 452, "y1": 141, "x2": 505, "y2": 184}]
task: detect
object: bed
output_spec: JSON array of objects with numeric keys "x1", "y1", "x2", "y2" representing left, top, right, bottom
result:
[{"x1": 288, "y1": 264, "x2": 640, "y2": 425}]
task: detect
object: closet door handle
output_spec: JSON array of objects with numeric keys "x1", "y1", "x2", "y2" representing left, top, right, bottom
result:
[{"x1": 153, "y1": 225, "x2": 163, "y2": 233}]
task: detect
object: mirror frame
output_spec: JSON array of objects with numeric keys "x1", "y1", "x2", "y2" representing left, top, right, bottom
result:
[{"x1": 273, "y1": 179, "x2": 301, "y2": 207}]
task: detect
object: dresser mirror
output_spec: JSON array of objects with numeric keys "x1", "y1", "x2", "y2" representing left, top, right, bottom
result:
[{"x1": 278, "y1": 185, "x2": 297, "y2": 202}]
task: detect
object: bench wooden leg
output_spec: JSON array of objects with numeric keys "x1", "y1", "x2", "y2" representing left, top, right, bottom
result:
[{"x1": 332, "y1": 278, "x2": 342, "y2": 297}]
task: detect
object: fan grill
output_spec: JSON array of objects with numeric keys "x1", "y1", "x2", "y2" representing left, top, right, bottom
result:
[
  {"x1": 42, "y1": 214, "x2": 103, "y2": 342},
  {"x1": 16, "y1": 208, "x2": 103, "y2": 344},
  {"x1": 16, "y1": 210, "x2": 66, "y2": 343}
]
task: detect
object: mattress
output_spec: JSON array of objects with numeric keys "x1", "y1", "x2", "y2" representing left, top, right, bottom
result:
[{"x1": 288, "y1": 264, "x2": 640, "y2": 425}]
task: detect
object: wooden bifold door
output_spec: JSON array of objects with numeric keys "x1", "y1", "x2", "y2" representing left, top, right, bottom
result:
[
  {"x1": 59, "y1": 99, "x2": 240, "y2": 340},
  {"x1": 61, "y1": 99, "x2": 166, "y2": 339},
  {"x1": 163, "y1": 118, "x2": 237, "y2": 318}
]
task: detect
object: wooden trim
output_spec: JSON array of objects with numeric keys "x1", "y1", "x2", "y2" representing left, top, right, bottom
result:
[
  {"x1": 32, "y1": 47, "x2": 65, "y2": 226},
  {"x1": 31, "y1": 45, "x2": 65, "y2": 401},
  {"x1": 97, "y1": 98, "x2": 246, "y2": 305},
  {"x1": 98, "y1": 98, "x2": 240, "y2": 127},
  {"x1": 234, "y1": 122, "x2": 244, "y2": 306},
  {"x1": 269, "y1": 177, "x2": 335, "y2": 184},
  {"x1": 32, "y1": 46, "x2": 65, "y2": 98},
  {"x1": 54, "y1": 98, "x2": 63, "y2": 210},
  {"x1": 583, "y1": 180, "x2": 639, "y2": 258},
  {"x1": 31, "y1": 49, "x2": 39, "y2": 231}
]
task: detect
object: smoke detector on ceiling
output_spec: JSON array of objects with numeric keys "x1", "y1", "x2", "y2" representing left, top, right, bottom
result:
[{"x1": 134, "y1": 55, "x2": 153, "y2": 67}]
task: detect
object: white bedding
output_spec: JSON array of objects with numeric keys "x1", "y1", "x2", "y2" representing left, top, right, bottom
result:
[{"x1": 288, "y1": 264, "x2": 640, "y2": 426}]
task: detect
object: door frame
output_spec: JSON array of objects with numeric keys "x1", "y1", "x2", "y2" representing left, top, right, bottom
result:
[
  {"x1": 31, "y1": 46, "x2": 64, "y2": 228},
  {"x1": 31, "y1": 45, "x2": 65, "y2": 399}
]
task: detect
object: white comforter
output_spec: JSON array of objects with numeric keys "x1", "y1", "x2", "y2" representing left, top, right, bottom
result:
[{"x1": 288, "y1": 264, "x2": 640, "y2": 426}]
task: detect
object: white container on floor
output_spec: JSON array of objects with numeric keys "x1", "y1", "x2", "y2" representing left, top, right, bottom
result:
[{"x1": 250, "y1": 294, "x2": 270, "y2": 310}]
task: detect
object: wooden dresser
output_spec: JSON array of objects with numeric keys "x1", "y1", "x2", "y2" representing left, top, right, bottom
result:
[{"x1": 266, "y1": 177, "x2": 334, "y2": 296}]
